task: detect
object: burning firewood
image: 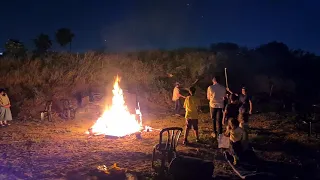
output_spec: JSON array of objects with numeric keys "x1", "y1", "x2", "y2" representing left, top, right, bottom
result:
[{"x1": 86, "y1": 75, "x2": 154, "y2": 138}]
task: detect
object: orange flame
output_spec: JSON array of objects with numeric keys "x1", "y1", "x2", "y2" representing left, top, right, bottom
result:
[{"x1": 89, "y1": 76, "x2": 143, "y2": 136}]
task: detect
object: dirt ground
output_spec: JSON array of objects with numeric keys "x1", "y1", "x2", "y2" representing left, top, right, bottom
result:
[{"x1": 0, "y1": 109, "x2": 320, "y2": 180}]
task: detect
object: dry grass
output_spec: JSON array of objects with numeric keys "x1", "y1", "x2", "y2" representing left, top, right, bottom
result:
[
  {"x1": 0, "y1": 52, "x2": 213, "y2": 121},
  {"x1": 0, "y1": 110, "x2": 319, "y2": 180}
]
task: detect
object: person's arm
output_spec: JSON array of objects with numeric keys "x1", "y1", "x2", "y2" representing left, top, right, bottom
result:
[
  {"x1": 224, "y1": 125, "x2": 230, "y2": 136},
  {"x1": 178, "y1": 89, "x2": 186, "y2": 99},
  {"x1": 222, "y1": 110, "x2": 227, "y2": 125},
  {"x1": 183, "y1": 97, "x2": 188, "y2": 108},
  {"x1": 207, "y1": 87, "x2": 211, "y2": 100},
  {"x1": 222, "y1": 105, "x2": 228, "y2": 125},
  {"x1": 226, "y1": 87, "x2": 233, "y2": 94},
  {"x1": 249, "y1": 98, "x2": 253, "y2": 114},
  {"x1": 7, "y1": 96, "x2": 11, "y2": 108},
  {"x1": 226, "y1": 88, "x2": 238, "y2": 96},
  {"x1": 197, "y1": 98, "x2": 202, "y2": 113}
]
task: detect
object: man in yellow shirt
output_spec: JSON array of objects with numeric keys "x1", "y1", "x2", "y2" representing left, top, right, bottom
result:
[
  {"x1": 0, "y1": 88, "x2": 12, "y2": 126},
  {"x1": 183, "y1": 86, "x2": 200, "y2": 145}
]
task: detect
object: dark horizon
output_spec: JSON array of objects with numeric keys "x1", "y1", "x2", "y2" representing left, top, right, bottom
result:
[{"x1": 0, "y1": 0, "x2": 319, "y2": 54}]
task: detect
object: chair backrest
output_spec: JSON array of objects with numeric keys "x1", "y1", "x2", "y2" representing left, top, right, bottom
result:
[{"x1": 159, "y1": 127, "x2": 183, "y2": 151}]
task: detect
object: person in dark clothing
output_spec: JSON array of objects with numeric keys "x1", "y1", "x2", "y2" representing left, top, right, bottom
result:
[
  {"x1": 223, "y1": 94, "x2": 239, "y2": 125},
  {"x1": 226, "y1": 87, "x2": 252, "y2": 151}
]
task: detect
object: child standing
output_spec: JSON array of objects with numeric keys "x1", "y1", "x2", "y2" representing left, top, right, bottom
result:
[
  {"x1": 183, "y1": 87, "x2": 200, "y2": 145},
  {"x1": 0, "y1": 88, "x2": 12, "y2": 127},
  {"x1": 225, "y1": 118, "x2": 244, "y2": 165}
]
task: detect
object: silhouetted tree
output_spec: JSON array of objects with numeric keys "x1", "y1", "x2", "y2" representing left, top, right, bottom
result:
[
  {"x1": 55, "y1": 28, "x2": 75, "y2": 52},
  {"x1": 33, "y1": 34, "x2": 52, "y2": 54},
  {"x1": 4, "y1": 39, "x2": 27, "y2": 58}
]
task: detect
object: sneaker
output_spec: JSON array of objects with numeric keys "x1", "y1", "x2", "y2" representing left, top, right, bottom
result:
[{"x1": 175, "y1": 114, "x2": 181, "y2": 117}]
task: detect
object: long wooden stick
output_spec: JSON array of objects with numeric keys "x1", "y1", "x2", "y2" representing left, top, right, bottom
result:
[{"x1": 224, "y1": 68, "x2": 229, "y2": 88}]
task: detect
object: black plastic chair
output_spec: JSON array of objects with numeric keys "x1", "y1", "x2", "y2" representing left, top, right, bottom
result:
[{"x1": 151, "y1": 127, "x2": 183, "y2": 171}]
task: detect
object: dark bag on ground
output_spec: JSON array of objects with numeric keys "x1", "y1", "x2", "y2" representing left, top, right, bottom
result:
[{"x1": 169, "y1": 156, "x2": 214, "y2": 180}]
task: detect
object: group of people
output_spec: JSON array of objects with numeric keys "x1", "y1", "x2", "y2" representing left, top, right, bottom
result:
[
  {"x1": 0, "y1": 88, "x2": 12, "y2": 127},
  {"x1": 172, "y1": 76, "x2": 253, "y2": 165}
]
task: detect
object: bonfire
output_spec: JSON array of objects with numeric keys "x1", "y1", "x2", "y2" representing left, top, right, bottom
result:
[{"x1": 87, "y1": 76, "x2": 150, "y2": 137}]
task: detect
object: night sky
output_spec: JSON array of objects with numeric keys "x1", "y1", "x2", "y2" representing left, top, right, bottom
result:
[{"x1": 0, "y1": 0, "x2": 319, "y2": 53}]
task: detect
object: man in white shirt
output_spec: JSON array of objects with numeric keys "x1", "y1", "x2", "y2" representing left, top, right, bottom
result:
[
  {"x1": 172, "y1": 82, "x2": 186, "y2": 116},
  {"x1": 207, "y1": 76, "x2": 226, "y2": 137}
]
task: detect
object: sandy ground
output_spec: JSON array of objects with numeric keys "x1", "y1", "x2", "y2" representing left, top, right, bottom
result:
[{"x1": 0, "y1": 110, "x2": 319, "y2": 180}]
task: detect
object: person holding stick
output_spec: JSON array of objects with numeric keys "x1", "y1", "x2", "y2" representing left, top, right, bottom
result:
[
  {"x1": 207, "y1": 76, "x2": 226, "y2": 138},
  {"x1": 172, "y1": 82, "x2": 186, "y2": 116}
]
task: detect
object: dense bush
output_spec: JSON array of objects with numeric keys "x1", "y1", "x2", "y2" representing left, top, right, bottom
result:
[
  {"x1": 0, "y1": 51, "x2": 214, "y2": 118},
  {"x1": 1, "y1": 42, "x2": 319, "y2": 119}
]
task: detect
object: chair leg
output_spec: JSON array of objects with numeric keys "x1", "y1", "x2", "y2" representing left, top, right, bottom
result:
[
  {"x1": 160, "y1": 152, "x2": 166, "y2": 172},
  {"x1": 151, "y1": 147, "x2": 156, "y2": 169},
  {"x1": 168, "y1": 151, "x2": 173, "y2": 164}
]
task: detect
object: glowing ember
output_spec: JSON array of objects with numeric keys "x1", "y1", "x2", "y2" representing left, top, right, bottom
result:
[{"x1": 88, "y1": 76, "x2": 143, "y2": 137}]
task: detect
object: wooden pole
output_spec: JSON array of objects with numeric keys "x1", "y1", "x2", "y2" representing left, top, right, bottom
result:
[{"x1": 224, "y1": 68, "x2": 229, "y2": 88}]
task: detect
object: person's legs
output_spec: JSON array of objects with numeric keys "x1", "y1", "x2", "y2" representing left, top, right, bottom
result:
[
  {"x1": 230, "y1": 141, "x2": 242, "y2": 165},
  {"x1": 175, "y1": 100, "x2": 181, "y2": 115},
  {"x1": 192, "y1": 119, "x2": 199, "y2": 141},
  {"x1": 0, "y1": 107, "x2": 6, "y2": 126},
  {"x1": 216, "y1": 108, "x2": 223, "y2": 134},
  {"x1": 211, "y1": 107, "x2": 217, "y2": 137},
  {"x1": 183, "y1": 119, "x2": 192, "y2": 144},
  {"x1": 3, "y1": 108, "x2": 12, "y2": 125}
]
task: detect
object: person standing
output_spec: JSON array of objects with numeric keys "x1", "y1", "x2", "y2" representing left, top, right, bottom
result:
[
  {"x1": 172, "y1": 82, "x2": 186, "y2": 116},
  {"x1": 207, "y1": 76, "x2": 226, "y2": 138},
  {"x1": 0, "y1": 88, "x2": 13, "y2": 126},
  {"x1": 183, "y1": 87, "x2": 200, "y2": 145}
]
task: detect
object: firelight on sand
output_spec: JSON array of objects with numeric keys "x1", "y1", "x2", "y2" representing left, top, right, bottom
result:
[{"x1": 88, "y1": 76, "x2": 144, "y2": 137}]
